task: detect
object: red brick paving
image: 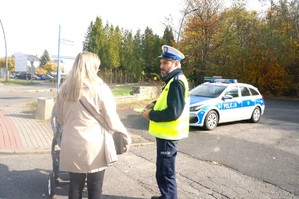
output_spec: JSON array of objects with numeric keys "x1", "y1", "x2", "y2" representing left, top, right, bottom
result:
[
  {"x1": 0, "y1": 105, "x2": 53, "y2": 153},
  {"x1": 0, "y1": 110, "x2": 21, "y2": 149}
]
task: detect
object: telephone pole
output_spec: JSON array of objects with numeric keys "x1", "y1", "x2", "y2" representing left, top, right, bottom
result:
[{"x1": 0, "y1": 19, "x2": 8, "y2": 81}]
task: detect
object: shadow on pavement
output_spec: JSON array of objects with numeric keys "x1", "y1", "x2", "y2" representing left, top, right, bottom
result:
[
  {"x1": 0, "y1": 163, "x2": 50, "y2": 198},
  {"x1": 0, "y1": 163, "x2": 146, "y2": 199}
]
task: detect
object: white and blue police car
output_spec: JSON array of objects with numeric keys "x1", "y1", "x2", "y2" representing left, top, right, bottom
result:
[{"x1": 189, "y1": 78, "x2": 265, "y2": 130}]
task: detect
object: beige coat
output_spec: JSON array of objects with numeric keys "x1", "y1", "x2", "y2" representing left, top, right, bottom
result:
[{"x1": 56, "y1": 82, "x2": 131, "y2": 173}]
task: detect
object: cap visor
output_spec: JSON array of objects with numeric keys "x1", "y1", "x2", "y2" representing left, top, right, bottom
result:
[{"x1": 158, "y1": 55, "x2": 175, "y2": 60}]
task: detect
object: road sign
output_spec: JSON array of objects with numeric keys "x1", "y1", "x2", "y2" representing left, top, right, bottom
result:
[{"x1": 14, "y1": 53, "x2": 27, "y2": 72}]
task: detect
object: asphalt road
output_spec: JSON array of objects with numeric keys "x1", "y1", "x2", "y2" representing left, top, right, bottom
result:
[{"x1": 119, "y1": 98, "x2": 299, "y2": 196}]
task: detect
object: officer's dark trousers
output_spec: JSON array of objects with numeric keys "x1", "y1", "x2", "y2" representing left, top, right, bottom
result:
[{"x1": 156, "y1": 138, "x2": 178, "y2": 199}]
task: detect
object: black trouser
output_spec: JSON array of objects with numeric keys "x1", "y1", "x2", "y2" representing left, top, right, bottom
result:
[
  {"x1": 69, "y1": 170, "x2": 105, "y2": 199},
  {"x1": 156, "y1": 138, "x2": 178, "y2": 199}
]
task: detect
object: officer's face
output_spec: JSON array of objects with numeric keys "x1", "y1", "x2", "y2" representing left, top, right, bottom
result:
[{"x1": 160, "y1": 59, "x2": 177, "y2": 76}]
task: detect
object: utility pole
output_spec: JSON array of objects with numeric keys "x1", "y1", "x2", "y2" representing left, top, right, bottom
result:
[
  {"x1": 56, "y1": 25, "x2": 74, "y2": 91},
  {"x1": 57, "y1": 25, "x2": 61, "y2": 91},
  {"x1": 0, "y1": 19, "x2": 8, "y2": 81}
]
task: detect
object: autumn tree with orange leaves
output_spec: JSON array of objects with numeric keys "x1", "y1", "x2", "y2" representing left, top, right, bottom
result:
[
  {"x1": 181, "y1": 0, "x2": 223, "y2": 84},
  {"x1": 179, "y1": 0, "x2": 298, "y2": 96}
]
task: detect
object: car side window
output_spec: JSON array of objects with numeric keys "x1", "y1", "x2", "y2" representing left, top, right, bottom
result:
[
  {"x1": 249, "y1": 88, "x2": 259, "y2": 95},
  {"x1": 225, "y1": 87, "x2": 239, "y2": 98},
  {"x1": 240, "y1": 86, "x2": 251, "y2": 96}
]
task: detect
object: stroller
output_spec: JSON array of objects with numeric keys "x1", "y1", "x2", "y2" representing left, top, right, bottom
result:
[{"x1": 47, "y1": 103, "x2": 69, "y2": 198}]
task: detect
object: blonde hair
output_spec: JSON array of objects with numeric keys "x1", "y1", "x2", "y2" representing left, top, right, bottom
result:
[{"x1": 59, "y1": 51, "x2": 101, "y2": 101}]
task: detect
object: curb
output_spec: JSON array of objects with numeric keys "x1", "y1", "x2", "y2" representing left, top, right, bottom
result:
[
  {"x1": 0, "y1": 148, "x2": 50, "y2": 155},
  {"x1": 0, "y1": 133, "x2": 153, "y2": 155}
]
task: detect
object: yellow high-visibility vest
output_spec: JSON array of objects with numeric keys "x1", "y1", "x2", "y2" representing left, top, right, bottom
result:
[{"x1": 149, "y1": 74, "x2": 189, "y2": 140}]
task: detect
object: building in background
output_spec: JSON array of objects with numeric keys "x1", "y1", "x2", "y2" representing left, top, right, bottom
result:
[{"x1": 51, "y1": 55, "x2": 75, "y2": 75}]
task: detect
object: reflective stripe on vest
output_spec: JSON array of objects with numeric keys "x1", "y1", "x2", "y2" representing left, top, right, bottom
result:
[{"x1": 149, "y1": 74, "x2": 190, "y2": 140}]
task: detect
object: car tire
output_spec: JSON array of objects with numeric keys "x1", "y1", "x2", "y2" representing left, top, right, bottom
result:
[
  {"x1": 204, "y1": 110, "x2": 218, "y2": 130},
  {"x1": 250, "y1": 107, "x2": 261, "y2": 123}
]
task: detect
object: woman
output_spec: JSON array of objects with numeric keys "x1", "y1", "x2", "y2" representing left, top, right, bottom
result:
[{"x1": 56, "y1": 51, "x2": 131, "y2": 199}]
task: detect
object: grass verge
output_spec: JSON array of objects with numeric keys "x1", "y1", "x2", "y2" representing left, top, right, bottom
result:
[
  {"x1": 2, "y1": 79, "x2": 38, "y2": 85},
  {"x1": 111, "y1": 87, "x2": 132, "y2": 96}
]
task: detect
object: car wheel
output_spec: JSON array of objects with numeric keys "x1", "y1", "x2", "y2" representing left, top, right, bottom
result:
[
  {"x1": 250, "y1": 107, "x2": 261, "y2": 123},
  {"x1": 204, "y1": 110, "x2": 218, "y2": 130}
]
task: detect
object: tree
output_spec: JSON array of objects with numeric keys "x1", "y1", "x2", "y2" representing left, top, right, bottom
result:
[
  {"x1": 78, "y1": 3, "x2": 298, "y2": 95},
  {"x1": 162, "y1": 26, "x2": 176, "y2": 46},
  {"x1": 0, "y1": 56, "x2": 15, "y2": 72},
  {"x1": 263, "y1": 0, "x2": 299, "y2": 84},
  {"x1": 120, "y1": 30, "x2": 135, "y2": 71},
  {"x1": 142, "y1": 27, "x2": 162, "y2": 80},
  {"x1": 83, "y1": 22, "x2": 93, "y2": 51},
  {"x1": 119, "y1": 30, "x2": 143, "y2": 82},
  {"x1": 39, "y1": 49, "x2": 51, "y2": 67},
  {"x1": 107, "y1": 25, "x2": 121, "y2": 68},
  {"x1": 214, "y1": 6, "x2": 261, "y2": 81},
  {"x1": 83, "y1": 16, "x2": 107, "y2": 63},
  {"x1": 43, "y1": 62, "x2": 57, "y2": 74},
  {"x1": 132, "y1": 30, "x2": 145, "y2": 81},
  {"x1": 35, "y1": 67, "x2": 47, "y2": 74},
  {"x1": 181, "y1": 0, "x2": 223, "y2": 84},
  {"x1": 82, "y1": 16, "x2": 168, "y2": 83}
]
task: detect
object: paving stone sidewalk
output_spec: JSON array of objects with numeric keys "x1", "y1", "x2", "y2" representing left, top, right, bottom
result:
[{"x1": 0, "y1": 104, "x2": 52, "y2": 154}]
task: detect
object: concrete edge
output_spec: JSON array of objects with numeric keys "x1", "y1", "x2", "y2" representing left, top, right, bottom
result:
[
  {"x1": 0, "y1": 133, "x2": 153, "y2": 155},
  {"x1": 0, "y1": 148, "x2": 50, "y2": 155}
]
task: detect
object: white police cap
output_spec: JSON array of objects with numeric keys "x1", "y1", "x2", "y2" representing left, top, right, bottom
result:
[{"x1": 158, "y1": 45, "x2": 185, "y2": 62}]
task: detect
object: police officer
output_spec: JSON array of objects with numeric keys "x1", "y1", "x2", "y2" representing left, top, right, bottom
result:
[{"x1": 142, "y1": 45, "x2": 189, "y2": 199}]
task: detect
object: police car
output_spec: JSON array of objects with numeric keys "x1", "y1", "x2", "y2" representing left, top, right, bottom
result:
[{"x1": 189, "y1": 78, "x2": 265, "y2": 130}]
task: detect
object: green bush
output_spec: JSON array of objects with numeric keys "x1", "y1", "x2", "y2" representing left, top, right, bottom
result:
[{"x1": 111, "y1": 87, "x2": 132, "y2": 96}]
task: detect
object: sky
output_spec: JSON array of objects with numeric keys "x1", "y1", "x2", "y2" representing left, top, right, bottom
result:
[{"x1": 0, "y1": 0, "x2": 265, "y2": 58}]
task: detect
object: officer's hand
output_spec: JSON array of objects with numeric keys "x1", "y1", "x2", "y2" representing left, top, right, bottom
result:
[
  {"x1": 145, "y1": 101, "x2": 156, "y2": 109},
  {"x1": 142, "y1": 109, "x2": 150, "y2": 120}
]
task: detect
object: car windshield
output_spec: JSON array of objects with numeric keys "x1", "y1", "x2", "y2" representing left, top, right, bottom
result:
[{"x1": 190, "y1": 84, "x2": 227, "y2": 98}]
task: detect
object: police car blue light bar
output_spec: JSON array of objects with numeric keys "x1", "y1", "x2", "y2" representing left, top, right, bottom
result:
[{"x1": 210, "y1": 78, "x2": 238, "y2": 83}]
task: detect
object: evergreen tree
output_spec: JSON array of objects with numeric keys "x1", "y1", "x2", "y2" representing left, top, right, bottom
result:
[
  {"x1": 82, "y1": 22, "x2": 93, "y2": 51},
  {"x1": 107, "y1": 25, "x2": 121, "y2": 68},
  {"x1": 39, "y1": 49, "x2": 50, "y2": 67},
  {"x1": 83, "y1": 16, "x2": 107, "y2": 61},
  {"x1": 132, "y1": 30, "x2": 145, "y2": 81},
  {"x1": 162, "y1": 26, "x2": 176, "y2": 46},
  {"x1": 142, "y1": 27, "x2": 162, "y2": 80},
  {"x1": 120, "y1": 30, "x2": 134, "y2": 71}
]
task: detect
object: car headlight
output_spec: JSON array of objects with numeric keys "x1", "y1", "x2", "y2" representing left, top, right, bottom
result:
[{"x1": 190, "y1": 105, "x2": 203, "y2": 112}]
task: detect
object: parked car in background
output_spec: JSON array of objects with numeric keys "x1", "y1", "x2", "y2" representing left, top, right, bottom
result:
[
  {"x1": 36, "y1": 74, "x2": 54, "y2": 80},
  {"x1": 10, "y1": 73, "x2": 16, "y2": 79},
  {"x1": 32, "y1": 74, "x2": 41, "y2": 80},
  {"x1": 15, "y1": 73, "x2": 32, "y2": 80},
  {"x1": 189, "y1": 78, "x2": 265, "y2": 130},
  {"x1": 45, "y1": 74, "x2": 54, "y2": 80},
  {"x1": 14, "y1": 73, "x2": 41, "y2": 80}
]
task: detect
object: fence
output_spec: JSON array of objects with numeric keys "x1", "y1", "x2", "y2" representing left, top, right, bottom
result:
[{"x1": 98, "y1": 68, "x2": 141, "y2": 84}]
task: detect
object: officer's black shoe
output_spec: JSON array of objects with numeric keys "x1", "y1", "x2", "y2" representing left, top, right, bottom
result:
[{"x1": 151, "y1": 196, "x2": 162, "y2": 199}]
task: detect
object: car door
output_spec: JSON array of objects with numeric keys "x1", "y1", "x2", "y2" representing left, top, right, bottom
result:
[
  {"x1": 218, "y1": 86, "x2": 242, "y2": 123},
  {"x1": 240, "y1": 86, "x2": 256, "y2": 119}
]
